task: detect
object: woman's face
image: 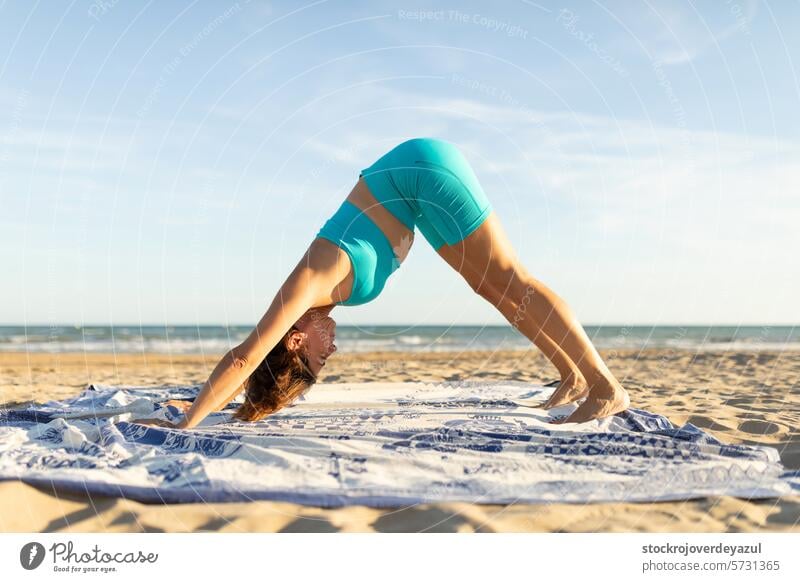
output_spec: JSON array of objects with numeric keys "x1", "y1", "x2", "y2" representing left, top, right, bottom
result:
[{"x1": 291, "y1": 308, "x2": 337, "y2": 375}]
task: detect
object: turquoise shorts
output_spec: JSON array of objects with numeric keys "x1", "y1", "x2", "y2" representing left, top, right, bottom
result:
[
  {"x1": 316, "y1": 138, "x2": 493, "y2": 306},
  {"x1": 358, "y1": 137, "x2": 493, "y2": 251}
]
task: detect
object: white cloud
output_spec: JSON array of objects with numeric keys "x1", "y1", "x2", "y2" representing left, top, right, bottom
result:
[{"x1": 635, "y1": 0, "x2": 759, "y2": 65}]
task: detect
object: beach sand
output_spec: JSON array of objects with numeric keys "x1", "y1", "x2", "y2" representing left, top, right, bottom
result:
[{"x1": 1, "y1": 348, "x2": 798, "y2": 532}]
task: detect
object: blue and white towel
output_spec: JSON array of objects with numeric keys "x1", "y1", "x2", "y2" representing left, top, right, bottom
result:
[{"x1": 0, "y1": 381, "x2": 797, "y2": 507}]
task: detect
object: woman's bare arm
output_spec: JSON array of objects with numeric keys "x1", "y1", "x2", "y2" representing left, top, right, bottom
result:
[
  {"x1": 174, "y1": 241, "x2": 347, "y2": 429},
  {"x1": 214, "y1": 386, "x2": 244, "y2": 410}
]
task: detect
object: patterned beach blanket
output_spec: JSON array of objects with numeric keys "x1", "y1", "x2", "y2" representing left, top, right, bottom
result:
[{"x1": 0, "y1": 381, "x2": 797, "y2": 507}]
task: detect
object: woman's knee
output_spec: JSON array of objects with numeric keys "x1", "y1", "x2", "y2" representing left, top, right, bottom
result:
[
  {"x1": 482, "y1": 256, "x2": 524, "y2": 295},
  {"x1": 469, "y1": 269, "x2": 524, "y2": 309},
  {"x1": 494, "y1": 264, "x2": 541, "y2": 312},
  {"x1": 469, "y1": 282, "x2": 512, "y2": 313}
]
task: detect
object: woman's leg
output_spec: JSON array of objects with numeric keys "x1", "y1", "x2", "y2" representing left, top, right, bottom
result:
[
  {"x1": 436, "y1": 211, "x2": 630, "y2": 423},
  {"x1": 448, "y1": 255, "x2": 589, "y2": 405}
]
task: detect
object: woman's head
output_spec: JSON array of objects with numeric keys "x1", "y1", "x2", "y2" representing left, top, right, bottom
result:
[
  {"x1": 233, "y1": 309, "x2": 337, "y2": 422},
  {"x1": 291, "y1": 308, "x2": 337, "y2": 375}
]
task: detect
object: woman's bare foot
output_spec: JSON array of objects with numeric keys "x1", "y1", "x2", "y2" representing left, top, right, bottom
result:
[
  {"x1": 539, "y1": 373, "x2": 590, "y2": 409},
  {"x1": 551, "y1": 379, "x2": 630, "y2": 424}
]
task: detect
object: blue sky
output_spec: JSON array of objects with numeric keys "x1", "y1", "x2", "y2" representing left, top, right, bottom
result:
[{"x1": 1, "y1": 0, "x2": 798, "y2": 326}]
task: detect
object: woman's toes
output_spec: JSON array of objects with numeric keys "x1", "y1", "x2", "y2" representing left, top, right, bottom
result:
[
  {"x1": 541, "y1": 384, "x2": 590, "y2": 409},
  {"x1": 558, "y1": 385, "x2": 630, "y2": 424}
]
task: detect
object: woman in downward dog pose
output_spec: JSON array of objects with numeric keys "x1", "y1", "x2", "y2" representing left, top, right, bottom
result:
[{"x1": 144, "y1": 137, "x2": 629, "y2": 429}]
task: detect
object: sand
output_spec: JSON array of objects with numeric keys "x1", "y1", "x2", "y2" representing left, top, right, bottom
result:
[{"x1": 1, "y1": 348, "x2": 798, "y2": 532}]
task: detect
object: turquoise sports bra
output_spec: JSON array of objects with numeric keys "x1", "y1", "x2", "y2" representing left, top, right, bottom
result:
[{"x1": 315, "y1": 199, "x2": 400, "y2": 306}]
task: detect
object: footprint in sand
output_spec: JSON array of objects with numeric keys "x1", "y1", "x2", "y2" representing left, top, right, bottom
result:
[
  {"x1": 737, "y1": 419, "x2": 781, "y2": 435},
  {"x1": 687, "y1": 415, "x2": 734, "y2": 432},
  {"x1": 723, "y1": 398, "x2": 774, "y2": 413}
]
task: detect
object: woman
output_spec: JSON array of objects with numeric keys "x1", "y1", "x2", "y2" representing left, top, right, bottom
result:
[{"x1": 141, "y1": 137, "x2": 629, "y2": 430}]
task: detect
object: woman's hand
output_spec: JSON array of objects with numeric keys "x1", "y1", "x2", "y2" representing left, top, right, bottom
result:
[
  {"x1": 162, "y1": 399, "x2": 194, "y2": 412},
  {"x1": 131, "y1": 418, "x2": 177, "y2": 428}
]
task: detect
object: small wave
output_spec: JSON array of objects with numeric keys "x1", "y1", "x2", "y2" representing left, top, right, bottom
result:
[{"x1": 1, "y1": 325, "x2": 798, "y2": 354}]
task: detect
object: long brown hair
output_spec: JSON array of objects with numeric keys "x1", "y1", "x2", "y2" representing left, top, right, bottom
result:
[{"x1": 233, "y1": 327, "x2": 317, "y2": 422}]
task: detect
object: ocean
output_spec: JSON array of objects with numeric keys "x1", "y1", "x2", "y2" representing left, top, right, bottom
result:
[{"x1": 0, "y1": 325, "x2": 797, "y2": 354}]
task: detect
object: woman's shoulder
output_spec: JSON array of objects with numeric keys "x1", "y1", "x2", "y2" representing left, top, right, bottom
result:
[
  {"x1": 305, "y1": 237, "x2": 352, "y2": 276},
  {"x1": 302, "y1": 237, "x2": 353, "y2": 306}
]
